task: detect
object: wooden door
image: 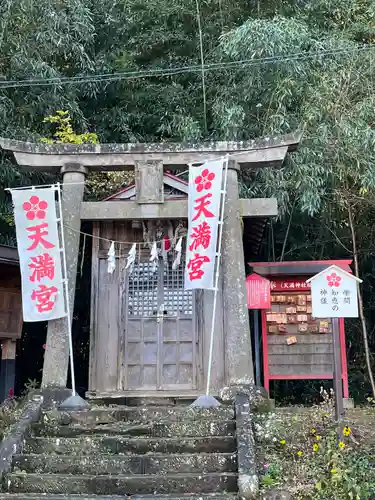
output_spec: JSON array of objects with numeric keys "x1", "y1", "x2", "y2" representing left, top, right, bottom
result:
[{"x1": 123, "y1": 256, "x2": 197, "y2": 392}]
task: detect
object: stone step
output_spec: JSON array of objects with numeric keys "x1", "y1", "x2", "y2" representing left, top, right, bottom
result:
[
  {"x1": 32, "y1": 420, "x2": 235, "y2": 438},
  {"x1": 0, "y1": 494, "x2": 237, "y2": 500},
  {"x1": 13, "y1": 452, "x2": 237, "y2": 475},
  {"x1": 25, "y1": 435, "x2": 236, "y2": 455},
  {"x1": 52, "y1": 406, "x2": 234, "y2": 425},
  {"x1": 6, "y1": 472, "x2": 238, "y2": 495},
  {"x1": 261, "y1": 492, "x2": 292, "y2": 500},
  {"x1": 0, "y1": 496, "x2": 128, "y2": 500}
]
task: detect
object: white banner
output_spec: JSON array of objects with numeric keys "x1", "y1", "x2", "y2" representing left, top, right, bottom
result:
[
  {"x1": 185, "y1": 159, "x2": 224, "y2": 289},
  {"x1": 11, "y1": 187, "x2": 66, "y2": 322}
]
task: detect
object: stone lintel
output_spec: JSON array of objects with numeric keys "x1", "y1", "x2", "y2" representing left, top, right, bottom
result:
[
  {"x1": 7, "y1": 146, "x2": 288, "y2": 172},
  {"x1": 0, "y1": 132, "x2": 301, "y2": 155},
  {"x1": 0, "y1": 134, "x2": 300, "y2": 172},
  {"x1": 80, "y1": 198, "x2": 277, "y2": 220}
]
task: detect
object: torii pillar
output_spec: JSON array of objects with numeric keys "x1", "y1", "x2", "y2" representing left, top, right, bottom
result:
[
  {"x1": 43, "y1": 163, "x2": 88, "y2": 388},
  {"x1": 222, "y1": 161, "x2": 253, "y2": 386},
  {"x1": 0, "y1": 134, "x2": 301, "y2": 396}
]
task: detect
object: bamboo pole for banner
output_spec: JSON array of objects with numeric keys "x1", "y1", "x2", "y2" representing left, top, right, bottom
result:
[
  {"x1": 206, "y1": 157, "x2": 229, "y2": 395},
  {"x1": 56, "y1": 184, "x2": 77, "y2": 396}
]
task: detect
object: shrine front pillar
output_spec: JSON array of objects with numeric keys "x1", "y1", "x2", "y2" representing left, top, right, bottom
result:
[
  {"x1": 222, "y1": 161, "x2": 254, "y2": 387},
  {"x1": 0, "y1": 340, "x2": 16, "y2": 402},
  {"x1": 42, "y1": 163, "x2": 87, "y2": 388}
]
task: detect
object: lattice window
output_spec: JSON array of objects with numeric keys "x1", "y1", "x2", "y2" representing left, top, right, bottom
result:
[
  {"x1": 127, "y1": 259, "x2": 193, "y2": 318},
  {"x1": 128, "y1": 262, "x2": 158, "y2": 317},
  {"x1": 163, "y1": 262, "x2": 193, "y2": 317}
]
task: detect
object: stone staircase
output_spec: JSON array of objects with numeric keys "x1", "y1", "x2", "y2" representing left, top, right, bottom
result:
[{"x1": 0, "y1": 404, "x2": 239, "y2": 499}]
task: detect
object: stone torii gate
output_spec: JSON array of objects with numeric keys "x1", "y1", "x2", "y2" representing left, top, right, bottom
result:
[{"x1": 0, "y1": 133, "x2": 301, "y2": 398}]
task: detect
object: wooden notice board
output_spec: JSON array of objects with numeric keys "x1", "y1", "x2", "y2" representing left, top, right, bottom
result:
[{"x1": 262, "y1": 276, "x2": 349, "y2": 397}]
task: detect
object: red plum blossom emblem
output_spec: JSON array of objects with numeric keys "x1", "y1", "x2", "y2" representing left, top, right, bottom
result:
[
  {"x1": 195, "y1": 169, "x2": 215, "y2": 193},
  {"x1": 22, "y1": 196, "x2": 48, "y2": 221},
  {"x1": 326, "y1": 272, "x2": 342, "y2": 288}
]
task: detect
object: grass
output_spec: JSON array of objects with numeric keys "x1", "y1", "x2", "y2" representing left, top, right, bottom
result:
[{"x1": 254, "y1": 390, "x2": 375, "y2": 499}]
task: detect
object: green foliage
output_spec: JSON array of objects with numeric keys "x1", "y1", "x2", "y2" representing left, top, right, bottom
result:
[
  {"x1": 261, "y1": 462, "x2": 283, "y2": 487},
  {"x1": 0, "y1": 0, "x2": 96, "y2": 243},
  {"x1": 314, "y1": 445, "x2": 375, "y2": 499},
  {"x1": 41, "y1": 110, "x2": 98, "y2": 144},
  {"x1": 40, "y1": 110, "x2": 131, "y2": 199},
  {"x1": 255, "y1": 391, "x2": 375, "y2": 498},
  {"x1": 85, "y1": 171, "x2": 134, "y2": 201}
]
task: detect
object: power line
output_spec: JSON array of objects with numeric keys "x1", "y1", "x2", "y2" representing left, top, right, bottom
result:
[
  {"x1": 3, "y1": 45, "x2": 373, "y2": 86},
  {"x1": 0, "y1": 44, "x2": 374, "y2": 90}
]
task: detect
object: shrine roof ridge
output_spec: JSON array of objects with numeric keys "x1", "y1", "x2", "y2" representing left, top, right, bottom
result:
[
  {"x1": 0, "y1": 244, "x2": 19, "y2": 265},
  {"x1": 306, "y1": 264, "x2": 362, "y2": 283},
  {"x1": 248, "y1": 260, "x2": 353, "y2": 277},
  {"x1": 0, "y1": 131, "x2": 301, "y2": 156}
]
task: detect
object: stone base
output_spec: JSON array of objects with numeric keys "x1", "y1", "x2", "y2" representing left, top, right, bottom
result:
[
  {"x1": 190, "y1": 395, "x2": 221, "y2": 408},
  {"x1": 29, "y1": 388, "x2": 73, "y2": 410},
  {"x1": 259, "y1": 398, "x2": 275, "y2": 412},
  {"x1": 220, "y1": 384, "x2": 273, "y2": 412},
  {"x1": 59, "y1": 394, "x2": 90, "y2": 411},
  {"x1": 344, "y1": 398, "x2": 355, "y2": 409},
  {"x1": 238, "y1": 473, "x2": 259, "y2": 499}
]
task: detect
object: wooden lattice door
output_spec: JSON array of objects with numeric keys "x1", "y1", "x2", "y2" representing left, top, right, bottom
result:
[{"x1": 123, "y1": 255, "x2": 197, "y2": 392}]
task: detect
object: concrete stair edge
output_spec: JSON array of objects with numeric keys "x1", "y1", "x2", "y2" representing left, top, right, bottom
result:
[
  {"x1": 32, "y1": 421, "x2": 235, "y2": 438},
  {"x1": 6, "y1": 472, "x2": 238, "y2": 495},
  {"x1": 13, "y1": 452, "x2": 237, "y2": 474},
  {"x1": 24, "y1": 435, "x2": 236, "y2": 455}
]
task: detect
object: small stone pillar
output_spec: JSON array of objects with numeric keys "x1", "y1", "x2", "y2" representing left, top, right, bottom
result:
[
  {"x1": 42, "y1": 163, "x2": 87, "y2": 388},
  {"x1": 0, "y1": 340, "x2": 16, "y2": 401},
  {"x1": 222, "y1": 161, "x2": 254, "y2": 386}
]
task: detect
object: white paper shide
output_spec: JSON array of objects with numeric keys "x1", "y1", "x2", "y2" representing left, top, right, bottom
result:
[
  {"x1": 185, "y1": 160, "x2": 224, "y2": 290},
  {"x1": 11, "y1": 188, "x2": 66, "y2": 321}
]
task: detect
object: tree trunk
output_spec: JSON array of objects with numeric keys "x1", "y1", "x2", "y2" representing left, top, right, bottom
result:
[
  {"x1": 279, "y1": 199, "x2": 295, "y2": 262},
  {"x1": 347, "y1": 204, "x2": 375, "y2": 398},
  {"x1": 270, "y1": 220, "x2": 276, "y2": 261}
]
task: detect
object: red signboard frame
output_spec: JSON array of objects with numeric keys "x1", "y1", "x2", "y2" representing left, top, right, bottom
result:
[{"x1": 247, "y1": 260, "x2": 351, "y2": 400}]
